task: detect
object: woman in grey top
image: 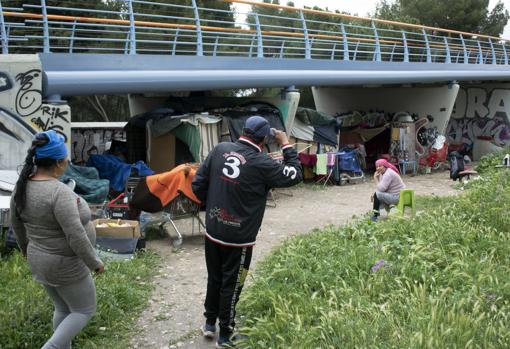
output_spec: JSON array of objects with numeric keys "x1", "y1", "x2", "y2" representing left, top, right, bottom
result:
[
  {"x1": 10, "y1": 130, "x2": 104, "y2": 349},
  {"x1": 370, "y1": 158, "x2": 405, "y2": 222}
]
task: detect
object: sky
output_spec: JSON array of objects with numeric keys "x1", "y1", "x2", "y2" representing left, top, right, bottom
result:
[{"x1": 233, "y1": 0, "x2": 510, "y2": 39}]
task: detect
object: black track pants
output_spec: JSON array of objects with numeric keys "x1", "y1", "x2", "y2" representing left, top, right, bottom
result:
[
  {"x1": 203, "y1": 238, "x2": 253, "y2": 337},
  {"x1": 373, "y1": 191, "x2": 381, "y2": 215}
]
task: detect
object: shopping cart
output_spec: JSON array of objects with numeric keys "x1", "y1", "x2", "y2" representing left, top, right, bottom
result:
[{"x1": 335, "y1": 148, "x2": 365, "y2": 185}]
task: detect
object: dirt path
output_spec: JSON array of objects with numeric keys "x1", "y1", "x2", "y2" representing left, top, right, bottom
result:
[{"x1": 130, "y1": 171, "x2": 458, "y2": 349}]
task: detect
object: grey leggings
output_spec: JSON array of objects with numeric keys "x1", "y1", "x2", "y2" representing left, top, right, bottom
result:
[{"x1": 41, "y1": 274, "x2": 97, "y2": 349}]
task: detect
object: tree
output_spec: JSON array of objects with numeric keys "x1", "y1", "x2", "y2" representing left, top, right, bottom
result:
[{"x1": 375, "y1": 0, "x2": 509, "y2": 37}]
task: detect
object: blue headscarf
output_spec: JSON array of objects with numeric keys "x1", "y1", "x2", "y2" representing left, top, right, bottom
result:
[{"x1": 34, "y1": 130, "x2": 68, "y2": 160}]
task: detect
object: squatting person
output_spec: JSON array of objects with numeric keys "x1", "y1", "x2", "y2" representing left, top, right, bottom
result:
[
  {"x1": 192, "y1": 115, "x2": 303, "y2": 348},
  {"x1": 371, "y1": 158, "x2": 405, "y2": 222}
]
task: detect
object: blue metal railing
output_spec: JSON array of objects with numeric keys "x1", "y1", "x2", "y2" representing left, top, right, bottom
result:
[{"x1": 0, "y1": 0, "x2": 508, "y2": 65}]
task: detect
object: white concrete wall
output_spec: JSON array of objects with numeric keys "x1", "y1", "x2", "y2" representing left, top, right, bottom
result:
[
  {"x1": 0, "y1": 55, "x2": 71, "y2": 170},
  {"x1": 312, "y1": 84, "x2": 459, "y2": 135}
]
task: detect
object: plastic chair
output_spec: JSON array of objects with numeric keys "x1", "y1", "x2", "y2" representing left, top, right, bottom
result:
[{"x1": 396, "y1": 189, "x2": 416, "y2": 216}]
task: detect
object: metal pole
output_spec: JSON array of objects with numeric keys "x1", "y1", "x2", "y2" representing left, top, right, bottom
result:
[
  {"x1": 340, "y1": 23, "x2": 349, "y2": 61},
  {"x1": 69, "y1": 19, "x2": 77, "y2": 53},
  {"x1": 254, "y1": 13, "x2": 263, "y2": 58},
  {"x1": 213, "y1": 36, "x2": 219, "y2": 56},
  {"x1": 127, "y1": 0, "x2": 136, "y2": 54},
  {"x1": 41, "y1": 0, "x2": 50, "y2": 53},
  {"x1": 421, "y1": 28, "x2": 431, "y2": 63},
  {"x1": 371, "y1": 21, "x2": 381, "y2": 62},
  {"x1": 460, "y1": 34, "x2": 468, "y2": 64},
  {"x1": 172, "y1": 28, "x2": 180, "y2": 55},
  {"x1": 476, "y1": 39, "x2": 483, "y2": 64},
  {"x1": 443, "y1": 36, "x2": 451, "y2": 63},
  {"x1": 0, "y1": 0, "x2": 8, "y2": 54},
  {"x1": 300, "y1": 10, "x2": 311, "y2": 59},
  {"x1": 330, "y1": 43, "x2": 336, "y2": 60},
  {"x1": 489, "y1": 39, "x2": 496, "y2": 65},
  {"x1": 503, "y1": 42, "x2": 508, "y2": 65},
  {"x1": 191, "y1": 0, "x2": 203, "y2": 56},
  {"x1": 279, "y1": 40, "x2": 285, "y2": 58},
  {"x1": 402, "y1": 32, "x2": 409, "y2": 63}
]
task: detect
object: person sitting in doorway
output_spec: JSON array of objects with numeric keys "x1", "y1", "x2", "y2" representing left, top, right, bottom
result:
[{"x1": 371, "y1": 158, "x2": 405, "y2": 222}]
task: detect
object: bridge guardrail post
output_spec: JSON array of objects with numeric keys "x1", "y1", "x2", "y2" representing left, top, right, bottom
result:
[
  {"x1": 402, "y1": 32, "x2": 409, "y2": 63},
  {"x1": 476, "y1": 39, "x2": 483, "y2": 64},
  {"x1": 254, "y1": 13, "x2": 263, "y2": 58},
  {"x1": 443, "y1": 36, "x2": 451, "y2": 63},
  {"x1": 460, "y1": 34, "x2": 468, "y2": 64},
  {"x1": 503, "y1": 42, "x2": 508, "y2": 65},
  {"x1": 191, "y1": 0, "x2": 203, "y2": 56},
  {"x1": 371, "y1": 21, "x2": 381, "y2": 62},
  {"x1": 488, "y1": 39, "x2": 496, "y2": 65},
  {"x1": 421, "y1": 28, "x2": 431, "y2": 63},
  {"x1": 69, "y1": 19, "x2": 77, "y2": 53},
  {"x1": 340, "y1": 23, "x2": 349, "y2": 61},
  {"x1": 172, "y1": 28, "x2": 180, "y2": 55},
  {"x1": 0, "y1": 1, "x2": 8, "y2": 54},
  {"x1": 299, "y1": 10, "x2": 311, "y2": 59},
  {"x1": 41, "y1": 0, "x2": 50, "y2": 53},
  {"x1": 127, "y1": 0, "x2": 136, "y2": 54}
]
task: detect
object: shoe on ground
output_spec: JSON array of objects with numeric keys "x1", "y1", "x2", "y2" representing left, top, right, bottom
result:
[
  {"x1": 216, "y1": 334, "x2": 235, "y2": 348},
  {"x1": 370, "y1": 215, "x2": 378, "y2": 222},
  {"x1": 201, "y1": 323, "x2": 216, "y2": 339}
]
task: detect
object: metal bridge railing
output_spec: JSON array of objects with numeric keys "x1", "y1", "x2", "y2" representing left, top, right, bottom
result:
[{"x1": 0, "y1": 0, "x2": 508, "y2": 65}]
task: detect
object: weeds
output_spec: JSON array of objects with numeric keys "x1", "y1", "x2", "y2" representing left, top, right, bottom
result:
[
  {"x1": 237, "y1": 151, "x2": 510, "y2": 349},
  {"x1": 0, "y1": 251, "x2": 159, "y2": 349}
]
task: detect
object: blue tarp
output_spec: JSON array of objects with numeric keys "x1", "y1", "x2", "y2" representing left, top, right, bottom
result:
[{"x1": 87, "y1": 155, "x2": 154, "y2": 192}]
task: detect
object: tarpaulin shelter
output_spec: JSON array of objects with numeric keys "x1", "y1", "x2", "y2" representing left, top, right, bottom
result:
[{"x1": 291, "y1": 107, "x2": 339, "y2": 146}]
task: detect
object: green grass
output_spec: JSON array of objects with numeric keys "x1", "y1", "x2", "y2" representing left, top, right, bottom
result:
[
  {"x1": 237, "y1": 151, "x2": 510, "y2": 349},
  {"x1": 0, "y1": 250, "x2": 159, "y2": 349}
]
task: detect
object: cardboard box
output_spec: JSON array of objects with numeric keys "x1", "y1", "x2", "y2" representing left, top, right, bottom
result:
[{"x1": 94, "y1": 219, "x2": 140, "y2": 238}]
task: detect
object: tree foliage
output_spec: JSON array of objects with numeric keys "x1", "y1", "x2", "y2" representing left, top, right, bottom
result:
[{"x1": 375, "y1": 0, "x2": 509, "y2": 36}]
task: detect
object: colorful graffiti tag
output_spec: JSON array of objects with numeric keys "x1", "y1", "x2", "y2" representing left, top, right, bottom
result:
[{"x1": 447, "y1": 87, "x2": 510, "y2": 149}]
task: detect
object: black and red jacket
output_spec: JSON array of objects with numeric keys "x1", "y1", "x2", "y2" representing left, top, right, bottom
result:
[{"x1": 192, "y1": 137, "x2": 303, "y2": 247}]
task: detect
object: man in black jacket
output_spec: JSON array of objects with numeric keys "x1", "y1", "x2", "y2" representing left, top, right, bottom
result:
[{"x1": 192, "y1": 115, "x2": 303, "y2": 348}]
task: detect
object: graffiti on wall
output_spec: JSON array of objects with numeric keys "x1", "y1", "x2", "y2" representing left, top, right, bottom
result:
[
  {"x1": 0, "y1": 108, "x2": 36, "y2": 170},
  {"x1": 447, "y1": 87, "x2": 510, "y2": 148},
  {"x1": 72, "y1": 128, "x2": 126, "y2": 164},
  {"x1": 31, "y1": 105, "x2": 70, "y2": 141}
]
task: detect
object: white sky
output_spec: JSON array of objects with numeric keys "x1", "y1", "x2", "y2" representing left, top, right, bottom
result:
[{"x1": 234, "y1": 0, "x2": 510, "y2": 39}]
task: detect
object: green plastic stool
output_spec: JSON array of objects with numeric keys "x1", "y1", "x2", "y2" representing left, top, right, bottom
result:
[{"x1": 396, "y1": 189, "x2": 416, "y2": 216}]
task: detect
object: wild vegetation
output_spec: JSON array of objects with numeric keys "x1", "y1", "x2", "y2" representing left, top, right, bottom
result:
[
  {"x1": 237, "y1": 150, "x2": 510, "y2": 348},
  {"x1": 0, "y1": 251, "x2": 159, "y2": 349}
]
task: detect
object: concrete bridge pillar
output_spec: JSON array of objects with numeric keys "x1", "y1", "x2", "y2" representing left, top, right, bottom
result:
[
  {"x1": 448, "y1": 82, "x2": 510, "y2": 159},
  {"x1": 0, "y1": 54, "x2": 71, "y2": 170}
]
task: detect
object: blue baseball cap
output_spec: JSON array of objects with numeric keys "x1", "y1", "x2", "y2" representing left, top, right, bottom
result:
[{"x1": 243, "y1": 116, "x2": 275, "y2": 138}]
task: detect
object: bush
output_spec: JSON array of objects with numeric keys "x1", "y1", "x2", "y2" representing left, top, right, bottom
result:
[
  {"x1": 0, "y1": 251, "x2": 159, "y2": 349},
  {"x1": 237, "y1": 152, "x2": 510, "y2": 348}
]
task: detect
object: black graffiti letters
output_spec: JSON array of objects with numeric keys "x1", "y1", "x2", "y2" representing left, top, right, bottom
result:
[
  {"x1": 30, "y1": 106, "x2": 69, "y2": 142},
  {"x1": 15, "y1": 69, "x2": 42, "y2": 117},
  {"x1": 0, "y1": 72, "x2": 12, "y2": 93}
]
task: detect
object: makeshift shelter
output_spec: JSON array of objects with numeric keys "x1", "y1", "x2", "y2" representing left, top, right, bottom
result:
[{"x1": 125, "y1": 102, "x2": 287, "y2": 173}]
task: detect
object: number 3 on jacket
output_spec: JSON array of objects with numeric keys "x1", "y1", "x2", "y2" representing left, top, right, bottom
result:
[{"x1": 223, "y1": 156, "x2": 241, "y2": 179}]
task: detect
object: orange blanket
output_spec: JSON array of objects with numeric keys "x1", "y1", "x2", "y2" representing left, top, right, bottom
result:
[{"x1": 146, "y1": 164, "x2": 201, "y2": 207}]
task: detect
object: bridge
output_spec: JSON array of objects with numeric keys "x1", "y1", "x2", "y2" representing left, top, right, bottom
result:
[{"x1": 1, "y1": 0, "x2": 510, "y2": 169}]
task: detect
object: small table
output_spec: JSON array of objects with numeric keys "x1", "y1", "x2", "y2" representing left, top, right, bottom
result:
[{"x1": 399, "y1": 160, "x2": 417, "y2": 176}]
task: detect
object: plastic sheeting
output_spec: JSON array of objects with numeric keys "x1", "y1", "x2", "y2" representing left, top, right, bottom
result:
[{"x1": 87, "y1": 155, "x2": 154, "y2": 192}]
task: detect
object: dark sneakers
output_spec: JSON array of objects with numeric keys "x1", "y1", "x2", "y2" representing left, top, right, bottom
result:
[
  {"x1": 216, "y1": 334, "x2": 235, "y2": 348},
  {"x1": 201, "y1": 323, "x2": 216, "y2": 339}
]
